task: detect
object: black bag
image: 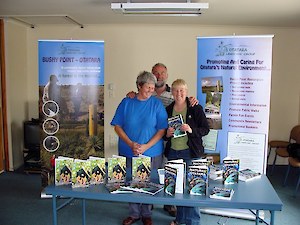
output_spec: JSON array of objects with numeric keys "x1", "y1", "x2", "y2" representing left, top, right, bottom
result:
[{"x1": 287, "y1": 143, "x2": 300, "y2": 161}]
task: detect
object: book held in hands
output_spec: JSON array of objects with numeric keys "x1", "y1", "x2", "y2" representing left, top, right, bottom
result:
[
  {"x1": 209, "y1": 186, "x2": 234, "y2": 200},
  {"x1": 168, "y1": 114, "x2": 186, "y2": 138}
]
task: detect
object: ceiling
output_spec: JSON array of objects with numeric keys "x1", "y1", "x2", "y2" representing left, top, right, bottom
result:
[{"x1": 1, "y1": 0, "x2": 300, "y2": 28}]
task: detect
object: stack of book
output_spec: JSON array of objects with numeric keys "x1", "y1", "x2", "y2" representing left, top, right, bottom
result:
[
  {"x1": 209, "y1": 164, "x2": 223, "y2": 180},
  {"x1": 164, "y1": 159, "x2": 186, "y2": 195},
  {"x1": 239, "y1": 168, "x2": 261, "y2": 182},
  {"x1": 222, "y1": 157, "x2": 239, "y2": 184},
  {"x1": 121, "y1": 181, "x2": 164, "y2": 195},
  {"x1": 209, "y1": 186, "x2": 234, "y2": 200},
  {"x1": 187, "y1": 165, "x2": 208, "y2": 196}
]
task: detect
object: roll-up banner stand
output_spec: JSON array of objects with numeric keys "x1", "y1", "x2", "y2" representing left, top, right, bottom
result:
[
  {"x1": 38, "y1": 40, "x2": 105, "y2": 195},
  {"x1": 197, "y1": 35, "x2": 273, "y2": 219}
]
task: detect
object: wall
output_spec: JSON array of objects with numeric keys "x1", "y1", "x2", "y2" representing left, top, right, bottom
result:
[
  {"x1": 5, "y1": 21, "x2": 300, "y2": 168},
  {"x1": 5, "y1": 21, "x2": 28, "y2": 170}
]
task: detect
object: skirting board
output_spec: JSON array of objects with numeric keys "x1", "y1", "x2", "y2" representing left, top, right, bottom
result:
[{"x1": 200, "y1": 208, "x2": 266, "y2": 221}]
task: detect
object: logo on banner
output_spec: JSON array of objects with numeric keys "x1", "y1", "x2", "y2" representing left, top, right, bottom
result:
[{"x1": 216, "y1": 41, "x2": 254, "y2": 56}]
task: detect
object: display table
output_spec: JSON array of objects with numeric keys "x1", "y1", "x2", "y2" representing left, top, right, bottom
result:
[{"x1": 45, "y1": 175, "x2": 282, "y2": 225}]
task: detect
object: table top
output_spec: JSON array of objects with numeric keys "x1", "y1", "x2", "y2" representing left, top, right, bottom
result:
[{"x1": 45, "y1": 174, "x2": 282, "y2": 211}]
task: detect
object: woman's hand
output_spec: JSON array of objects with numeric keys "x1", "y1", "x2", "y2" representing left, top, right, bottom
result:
[
  {"x1": 166, "y1": 127, "x2": 175, "y2": 138},
  {"x1": 189, "y1": 96, "x2": 199, "y2": 107},
  {"x1": 181, "y1": 124, "x2": 192, "y2": 133},
  {"x1": 131, "y1": 142, "x2": 141, "y2": 156}
]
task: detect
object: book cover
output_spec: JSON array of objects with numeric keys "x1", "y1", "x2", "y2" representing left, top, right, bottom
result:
[
  {"x1": 122, "y1": 181, "x2": 164, "y2": 195},
  {"x1": 105, "y1": 182, "x2": 133, "y2": 194},
  {"x1": 222, "y1": 157, "x2": 239, "y2": 184},
  {"x1": 209, "y1": 186, "x2": 234, "y2": 200},
  {"x1": 165, "y1": 159, "x2": 185, "y2": 194},
  {"x1": 164, "y1": 165, "x2": 177, "y2": 196},
  {"x1": 168, "y1": 114, "x2": 186, "y2": 138},
  {"x1": 72, "y1": 159, "x2": 91, "y2": 188},
  {"x1": 239, "y1": 168, "x2": 261, "y2": 182},
  {"x1": 107, "y1": 155, "x2": 126, "y2": 184},
  {"x1": 132, "y1": 155, "x2": 151, "y2": 182},
  {"x1": 55, "y1": 157, "x2": 73, "y2": 186},
  {"x1": 187, "y1": 165, "x2": 208, "y2": 196},
  {"x1": 89, "y1": 156, "x2": 106, "y2": 185},
  {"x1": 209, "y1": 164, "x2": 223, "y2": 180},
  {"x1": 191, "y1": 158, "x2": 211, "y2": 167}
]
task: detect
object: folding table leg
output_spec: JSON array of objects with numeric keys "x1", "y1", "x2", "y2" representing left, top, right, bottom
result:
[
  {"x1": 52, "y1": 195, "x2": 57, "y2": 225},
  {"x1": 82, "y1": 199, "x2": 86, "y2": 225}
]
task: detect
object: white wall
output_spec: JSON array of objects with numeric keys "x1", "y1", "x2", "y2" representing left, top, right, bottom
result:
[
  {"x1": 5, "y1": 21, "x2": 300, "y2": 168},
  {"x1": 5, "y1": 21, "x2": 28, "y2": 170}
]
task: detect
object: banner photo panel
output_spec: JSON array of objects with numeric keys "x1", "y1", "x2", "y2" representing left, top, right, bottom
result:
[
  {"x1": 197, "y1": 35, "x2": 273, "y2": 174},
  {"x1": 38, "y1": 40, "x2": 104, "y2": 189}
]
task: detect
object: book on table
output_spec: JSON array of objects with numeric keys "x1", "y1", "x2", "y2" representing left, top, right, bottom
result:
[
  {"x1": 222, "y1": 157, "x2": 239, "y2": 185},
  {"x1": 71, "y1": 159, "x2": 91, "y2": 188},
  {"x1": 209, "y1": 186, "x2": 234, "y2": 200},
  {"x1": 164, "y1": 165, "x2": 177, "y2": 196},
  {"x1": 165, "y1": 159, "x2": 186, "y2": 194},
  {"x1": 209, "y1": 164, "x2": 223, "y2": 180},
  {"x1": 187, "y1": 165, "x2": 208, "y2": 196},
  {"x1": 239, "y1": 168, "x2": 261, "y2": 182},
  {"x1": 88, "y1": 156, "x2": 106, "y2": 185},
  {"x1": 105, "y1": 182, "x2": 133, "y2": 194},
  {"x1": 54, "y1": 156, "x2": 74, "y2": 186},
  {"x1": 132, "y1": 155, "x2": 151, "y2": 183},
  {"x1": 168, "y1": 114, "x2": 186, "y2": 138},
  {"x1": 107, "y1": 155, "x2": 126, "y2": 184},
  {"x1": 191, "y1": 158, "x2": 211, "y2": 168},
  {"x1": 121, "y1": 181, "x2": 164, "y2": 195}
]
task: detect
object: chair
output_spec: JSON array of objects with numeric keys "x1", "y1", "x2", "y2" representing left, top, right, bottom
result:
[
  {"x1": 283, "y1": 157, "x2": 300, "y2": 197},
  {"x1": 270, "y1": 125, "x2": 300, "y2": 175}
]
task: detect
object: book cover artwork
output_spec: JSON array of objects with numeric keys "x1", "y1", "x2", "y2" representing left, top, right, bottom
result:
[
  {"x1": 209, "y1": 186, "x2": 234, "y2": 200},
  {"x1": 72, "y1": 159, "x2": 91, "y2": 188},
  {"x1": 55, "y1": 157, "x2": 73, "y2": 186},
  {"x1": 187, "y1": 166, "x2": 208, "y2": 196},
  {"x1": 89, "y1": 156, "x2": 106, "y2": 185},
  {"x1": 164, "y1": 165, "x2": 177, "y2": 196},
  {"x1": 132, "y1": 155, "x2": 151, "y2": 182},
  {"x1": 122, "y1": 181, "x2": 164, "y2": 195},
  {"x1": 223, "y1": 158, "x2": 239, "y2": 184},
  {"x1": 168, "y1": 114, "x2": 186, "y2": 138},
  {"x1": 107, "y1": 156, "x2": 126, "y2": 184},
  {"x1": 239, "y1": 168, "x2": 261, "y2": 182},
  {"x1": 165, "y1": 159, "x2": 185, "y2": 194}
]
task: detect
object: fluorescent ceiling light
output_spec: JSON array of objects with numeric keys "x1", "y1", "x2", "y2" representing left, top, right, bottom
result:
[{"x1": 111, "y1": 2, "x2": 209, "y2": 16}]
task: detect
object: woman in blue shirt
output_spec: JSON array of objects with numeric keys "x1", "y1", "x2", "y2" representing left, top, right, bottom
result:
[{"x1": 111, "y1": 71, "x2": 168, "y2": 225}]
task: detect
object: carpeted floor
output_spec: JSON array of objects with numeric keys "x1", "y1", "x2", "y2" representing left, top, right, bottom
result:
[{"x1": 0, "y1": 165, "x2": 299, "y2": 225}]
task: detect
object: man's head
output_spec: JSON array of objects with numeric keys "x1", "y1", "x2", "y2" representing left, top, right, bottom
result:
[
  {"x1": 50, "y1": 74, "x2": 58, "y2": 83},
  {"x1": 152, "y1": 63, "x2": 168, "y2": 88}
]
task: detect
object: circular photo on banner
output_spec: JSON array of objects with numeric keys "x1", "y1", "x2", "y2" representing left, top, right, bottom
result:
[
  {"x1": 42, "y1": 100, "x2": 59, "y2": 117},
  {"x1": 43, "y1": 118, "x2": 59, "y2": 135},
  {"x1": 43, "y1": 136, "x2": 60, "y2": 153}
]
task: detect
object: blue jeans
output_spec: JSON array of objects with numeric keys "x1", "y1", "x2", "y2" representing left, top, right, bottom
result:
[
  {"x1": 167, "y1": 148, "x2": 201, "y2": 225},
  {"x1": 127, "y1": 154, "x2": 163, "y2": 218}
]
